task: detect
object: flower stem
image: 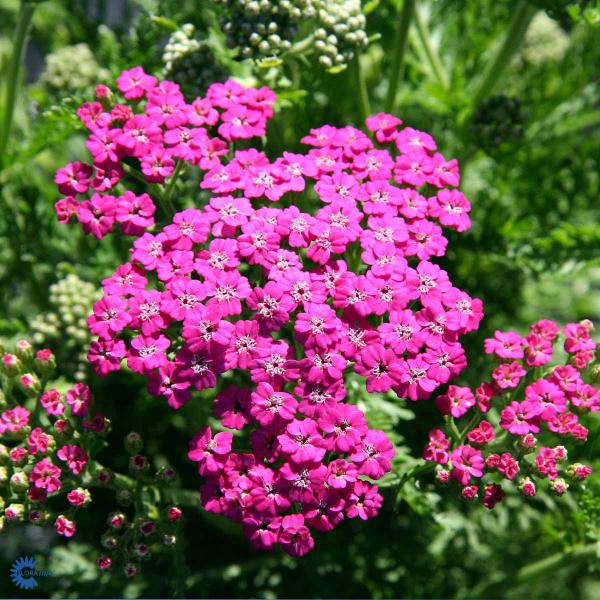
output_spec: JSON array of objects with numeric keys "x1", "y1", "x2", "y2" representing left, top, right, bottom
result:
[
  {"x1": 163, "y1": 159, "x2": 184, "y2": 214},
  {"x1": 353, "y1": 50, "x2": 372, "y2": 124},
  {"x1": 471, "y1": 0, "x2": 537, "y2": 109},
  {"x1": 515, "y1": 543, "x2": 600, "y2": 583},
  {"x1": 0, "y1": 1, "x2": 36, "y2": 170},
  {"x1": 413, "y1": 6, "x2": 449, "y2": 92},
  {"x1": 385, "y1": 0, "x2": 415, "y2": 113}
]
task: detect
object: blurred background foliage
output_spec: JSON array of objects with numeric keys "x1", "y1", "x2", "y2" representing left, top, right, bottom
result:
[{"x1": 0, "y1": 0, "x2": 599, "y2": 598}]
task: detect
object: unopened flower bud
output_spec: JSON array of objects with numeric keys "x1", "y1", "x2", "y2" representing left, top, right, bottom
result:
[
  {"x1": 0, "y1": 391, "x2": 6, "y2": 410},
  {"x1": 435, "y1": 468, "x2": 450, "y2": 485},
  {"x1": 139, "y1": 520, "x2": 156, "y2": 536},
  {"x1": 1, "y1": 353, "x2": 21, "y2": 376},
  {"x1": 462, "y1": 485, "x2": 478, "y2": 500},
  {"x1": 54, "y1": 419, "x2": 71, "y2": 437},
  {"x1": 567, "y1": 463, "x2": 593, "y2": 480},
  {"x1": 15, "y1": 340, "x2": 33, "y2": 361},
  {"x1": 9, "y1": 447, "x2": 28, "y2": 466},
  {"x1": 550, "y1": 478, "x2": 569, "y2": 495},
  {"x1": 124, "y1": 432, "x2": 143, "y2": 454},
  {"x1": 0, "y1": 466, "x2": 8, "y2": 484},
  {"x1": 553, "y1": 445, "x2": 568, "y2": 461},
  {"x1": 133, "y1": 543, "x2": 150, "y2": 558},
  {"x1": 10, "y1": 470, "x2": 29, "y2": 493},
  {"x1": 95, "y1": 467, "x2": 113, "y2": 486},
  {"x1": 518, "y1": 477, "x2": 536, "y2": 497},
  {"x1": 519, "y1": 433, "x2": 537, "y2": 451},
  {"x1": 97, "y1": 555, "x2": 112, "y2": 571},
  {"x1": 20, "y1": 373, "x2": 41, "y2": 396},
  {"x1": 28, "y1": 509, "x2": 49, "y2": 524},
  {"x1": 166, "y1": 506, "x2": 183, "y2": 523},
  {"x1": 67, "y1": 488, "x2": 91, "y2": 506},
  {"x1": 116, "y1": 488, "x2": 134, "y2": 506},
  {"x1": 101, "y1": 532, "x2": 119, "y2": 550},
  {"x1": 108, "y1": 512, "x2": 126, "y2": 530},
  {"x1": 34, "y1": 349, "x2": 56, "y2": 375},
  {"x1": 156, "y1": 466, "x2": 178, "y2": 484},
  {"x1": 129, "y1": 454, "x2": 148, "y2": 473},
  {"x1": 5, "y1": 503, "x2": 25, "y2": 521}
]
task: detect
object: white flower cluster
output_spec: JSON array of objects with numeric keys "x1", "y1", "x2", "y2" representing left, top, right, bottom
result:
[{"x1": 31, "y1": 274, "x2": 100, "y2": 380}]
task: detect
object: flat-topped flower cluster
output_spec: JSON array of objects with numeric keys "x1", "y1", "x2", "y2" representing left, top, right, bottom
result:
[
  {"x1": 55, "y1": 68, "x2": 482, "y2": 555},
  {"x1": 424, "y1": 319, "x2": 598, "y2": 507}
]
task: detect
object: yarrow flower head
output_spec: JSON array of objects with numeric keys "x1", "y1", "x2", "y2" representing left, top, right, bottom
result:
[
  {"x1": 60, "y1": 69, "x2": 481, "y2": 556},
  {"x1": 424, "y1": 319, "x2": 598, "y2": 508}
]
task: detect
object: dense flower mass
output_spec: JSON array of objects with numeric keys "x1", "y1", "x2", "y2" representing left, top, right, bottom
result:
[
  {"x1": 58, "y1": 67, "x2": 483, "y2": 555},
  {"x1": 424, "y1": 320, "x2": 598, "y2": 507}
]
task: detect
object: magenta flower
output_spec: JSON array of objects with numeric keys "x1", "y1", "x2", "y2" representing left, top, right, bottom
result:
[
  {"x1": 30, "y1": 458, "x2": 62, "y2": 493},
  {"x1": 277, "y1": 419, "x2": 325, "y2": 463},
  {"x1": 57, "y1": 444, "x2": 89, "y2": 475},
  {"x1": 188, "y1": 426, "x2": 233, "y2": 475},
  {"x1": 450, "y1": 445, "x2": 484, "y2": 485},
  {"x1": 250, "y1": 382, "x2": 297, "y2": 426}
]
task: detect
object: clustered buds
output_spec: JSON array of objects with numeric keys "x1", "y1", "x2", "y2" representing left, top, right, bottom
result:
[
  {"x1": 424, "y1": 320, "x2": 598, "y2": 508},
  {"x1": 94, "y1": 432, "x2": 184, "y2": 578},
  {"x1": 162, "y1": 24, "x2": 228, "y2": 98},
  {"x1": 31, "y1": 273, "x2": 101, "y2": 380},
  {"x1": 61, "y1": 67, "x2": 483, "y2": 555},
  {"x1": 212, "y1": 0, "x2": 367, "y2": 71}
]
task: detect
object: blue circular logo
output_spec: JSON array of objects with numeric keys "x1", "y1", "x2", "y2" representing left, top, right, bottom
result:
[{"x1": 10, "y1": 556, "x2": 39, "y2": 590}]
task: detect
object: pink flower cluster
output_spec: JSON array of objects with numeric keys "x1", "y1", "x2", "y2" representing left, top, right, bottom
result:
[
  {"x1": 0, "y1": 345, "x2": 102, "y2": 536},
  {"x1": 54, "y1": 67, "x2": 275, "y2": 239},
  {"x1": 77, "y1": 71, "x2": 482, "y2": 555},
  {"x1": 424, "y1": 320, "x2": 598, "y2": 507}
]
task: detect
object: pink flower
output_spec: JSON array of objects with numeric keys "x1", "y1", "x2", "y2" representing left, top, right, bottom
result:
[
  {"x1": 346, "y1": 481, "x2": 383, "y2": 520},
  {"x1": 423, "y1": 428, "x2": 450, "y2": 464},
  {"x1": 500, "y1": 401, "x2": 540, "y2": 435},
  {"x1": 450, "y1": 445, "x2": 484, "y2": 485},
  {"x1": 40, "y1": 388, "x2": 64, "y2": 415},
  {"x1": 277, "y1": 419, "x2": 325, "y2": 463},
  {"x1": 57, "y1": 445, "x2": 89, "y2": 475},
  {"x1": 188, "y1": 427, "x2": 233, "y2": 475},
  {"x1": 250, "y1": 382, "x2": 297, "y2": 426},
  {"x1": 88, "y1": 295, "x2": 131, "y2": 339},
  {"x1": 355, "y1": 344, "x2": 402, "y2": 392},
  {"x1": 55, "y1": 515, "x2": 77, "y2": 538},
  {"x1": 65, "y1": 383, "x2": 92, "y2": 417},
  {"x1": 116, "y1": 66, "x2": 157, "y2": 99},
  {"x1": 429, "y1": 189, "x2": 471, "y2": 231},
  {"x1": 435, "y1": 385, "x2": 475, "y2": 418},
  {"x1": 278, "y1": 514, "x2": 314, "y2": 557},
  {"x1": 350, "y1": 429, "x2": 395, "y2": 479},
  {"x1": 484, "y1": 330, "x2": 525, "y2": 359},
  {"x1": 492, "y1": 361, "x2": 527, "y2": 389},
  {"x1": 30, "y1": 458, "x2": 62, "y2": 493}
]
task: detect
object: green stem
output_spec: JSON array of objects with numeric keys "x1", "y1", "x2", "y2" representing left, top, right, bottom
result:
[
  {"x1": 163, "y1": 159, "x2": 184, "y2": 214},
  {"x1": 353, "y1": 50, "x2": 372, "y2": 124},
  {"x1": 172, "y1": 521, "x2": 188, "y2": 598},
  {"x1": 385, "y1": 0, "x2": 415, "y2": 112},
  {"x1": 515, "y1": 543, "x2": 599, "y2": 583},
  {"x1": 471, "y1": 0, "x2": 537, "y2": 109},
  {"x1": 413, "y1": 6, "x2": 449, "y2": 91},
  {"x1": 285, "y1": 33, "x2": 316, "y2": 57},
  {"x1": 0, "y1": 1, "x2": 36, "y2": 170}
]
